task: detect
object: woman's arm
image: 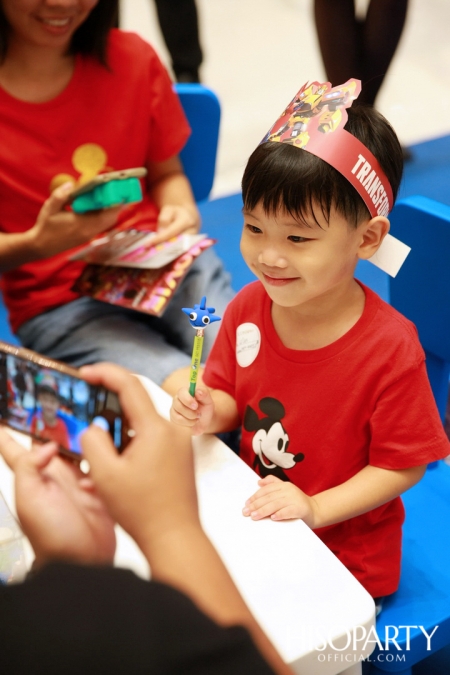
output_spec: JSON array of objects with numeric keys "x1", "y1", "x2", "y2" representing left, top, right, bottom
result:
[
  {"x1": 80, "y1": 364, "x2": 292, "y2": 675},
  {"x1": 0, "y1": 228, "x2": 39, "y2": 273}
]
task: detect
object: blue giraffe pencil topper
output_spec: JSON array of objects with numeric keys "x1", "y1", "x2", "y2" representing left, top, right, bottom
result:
[{"x1": 182, "y1": 296, "x2": 221, "y2": 328}]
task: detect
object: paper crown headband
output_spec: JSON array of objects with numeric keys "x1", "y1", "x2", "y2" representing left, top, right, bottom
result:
[
  {"x1": 261, "y1": 79, "x2": 393, "y2": 218},
  {"x1": 260, "y1": 79, "x2": 410, "y2": 277}
]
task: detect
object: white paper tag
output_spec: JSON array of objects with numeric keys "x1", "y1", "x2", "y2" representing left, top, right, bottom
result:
[
  {"x1": 236, "y1": 323, "x2": 261, "y2": 367},
  {"x1": 368, "y1": 233, "x2": 411, "y2": 278}
]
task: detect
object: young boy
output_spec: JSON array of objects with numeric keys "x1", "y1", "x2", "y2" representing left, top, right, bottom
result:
[
  {"x1": 30, "y1": 372, "x2": 70, "y2": 451},
  {"x1": 170, "y1": 80, "x2": 450, "y2": 599}
]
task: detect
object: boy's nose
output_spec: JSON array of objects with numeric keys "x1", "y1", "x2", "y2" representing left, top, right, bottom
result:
[{"x1": 258, "y1": 248, "x2": 288, "y2": 268}]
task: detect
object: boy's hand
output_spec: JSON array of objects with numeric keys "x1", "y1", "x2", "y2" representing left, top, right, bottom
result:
[
  {"x1": 170, "y1": 386, "x2": 215, "y2": 436},
  {"x1": 242, "y1": 475, "x2": 319, "y2": 528}
]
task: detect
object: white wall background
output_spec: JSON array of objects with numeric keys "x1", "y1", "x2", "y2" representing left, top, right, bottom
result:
[{"x1": 120, "y1": 0, "x2": 450, "y2": 197}]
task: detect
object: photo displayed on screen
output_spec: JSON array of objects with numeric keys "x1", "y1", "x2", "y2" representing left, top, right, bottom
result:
[{"x1": 0, "y1": 354, "x2": 124, "y2": 454}]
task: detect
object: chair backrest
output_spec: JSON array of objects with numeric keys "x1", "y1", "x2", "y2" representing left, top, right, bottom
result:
[
  {"x1": 388, "y1": 195, "x2": 450, "y2": 421},
  {"x1": 174, "y1": 83, "x2": 221, "y2": 202}
]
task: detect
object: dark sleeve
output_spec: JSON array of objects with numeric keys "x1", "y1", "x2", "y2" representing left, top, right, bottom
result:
[{"x1": 0, "y1": 563, "x2": 276, "y2": 675}]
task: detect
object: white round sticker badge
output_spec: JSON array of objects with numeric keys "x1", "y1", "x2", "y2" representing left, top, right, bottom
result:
[{"x1": 236, "y1": 323, "x2": 261, "y2": 367}]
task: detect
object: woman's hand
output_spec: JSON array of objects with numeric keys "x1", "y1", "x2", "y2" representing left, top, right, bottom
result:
[
  {"x1": 147, "y1": 155, "x2": 200, "y2": 244},
  {"x1": 0, "y1": 430, "x2": 116, "y2": 568},
  {"x1": 80, "y1": 364, "x2": 199, "y2": 551},
  {"x1": 29, "y1": 182, "x2": 121, "y2": 259},
  {"x1": 153, "y1": 202, "x2": 200, "y2": 242}
]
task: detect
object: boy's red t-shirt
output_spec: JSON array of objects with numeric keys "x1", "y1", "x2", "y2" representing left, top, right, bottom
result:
[
  {"x1": 30, "y1": 414, "x2": 71, "y2": 450},
  {"x1": 203, "y1": 281, "x2": 450, "y2": 597},
  {"x1": 0, "y1": 30, "x2": 190, "y2": 332}
]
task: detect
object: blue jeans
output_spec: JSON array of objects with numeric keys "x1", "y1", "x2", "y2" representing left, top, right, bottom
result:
[{"x1": 17, "y1": 248, "x2": 234, "y2": 386}]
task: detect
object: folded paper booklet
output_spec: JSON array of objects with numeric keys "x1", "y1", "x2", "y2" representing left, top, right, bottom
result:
[{"x1": 71, "y1": 230, "x2": 215, "y2": 317}]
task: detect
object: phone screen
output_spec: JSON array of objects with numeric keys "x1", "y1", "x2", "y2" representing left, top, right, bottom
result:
[{"x1": 0, "y1": 353, "x2": 128, "y2": 458}]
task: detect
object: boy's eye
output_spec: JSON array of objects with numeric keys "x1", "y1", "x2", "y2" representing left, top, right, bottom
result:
[
  {"x1": 245, "y1": 224, "x2": 262, "y2": 234},
  {"x1": 288, "y1": 235, "x2": 310, "y2": 243}
]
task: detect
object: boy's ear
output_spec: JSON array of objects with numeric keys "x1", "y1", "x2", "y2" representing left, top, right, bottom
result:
[{"x1": 357, "y1": 216, "x2": 390, "y2": 260}]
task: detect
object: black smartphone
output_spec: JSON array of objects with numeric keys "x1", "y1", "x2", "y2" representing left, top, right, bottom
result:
[{"x1": 0, "y1": 342, "x2": 131, "y2": 461}]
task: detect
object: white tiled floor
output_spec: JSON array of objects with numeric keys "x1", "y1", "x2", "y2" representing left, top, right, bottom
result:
[{"x1": 121, "y1": 0, "x2": 450, "y2": 198}]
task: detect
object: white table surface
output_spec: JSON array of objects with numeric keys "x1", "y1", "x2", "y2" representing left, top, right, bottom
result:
[{"x1": 0, "y1": 375, "x2": 375, "y2": 675}]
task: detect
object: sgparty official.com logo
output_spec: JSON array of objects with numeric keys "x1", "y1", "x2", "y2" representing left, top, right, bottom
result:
[{"x1": 314, "y1": 624, "x2": 439, "y2": 665}]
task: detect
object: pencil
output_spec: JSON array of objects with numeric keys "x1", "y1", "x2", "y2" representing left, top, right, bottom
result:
[{"x1": 189, "y1": 328, "x2": 204, "y2": 396}]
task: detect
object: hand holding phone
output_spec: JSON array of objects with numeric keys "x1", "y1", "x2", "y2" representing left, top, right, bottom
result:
[
  {"x1": 27, "y1": 183, "x2": 121, "y2": 262},
  {"x1": 79, "y1": 363, "x2": 198, "y2": 550},
  {"x1": 0, "y1": 342, "x2": 131, "y2": 461},
  {"x1": 68, "y1": 168, "x2": 147, "y2": 214}
]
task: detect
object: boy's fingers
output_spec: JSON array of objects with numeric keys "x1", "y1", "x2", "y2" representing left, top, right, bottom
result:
[
  {"x1": 249, "y1": 497, "x2": 286, "y2": 520},
  {"x1": 245, "y1": 483, "x2": 279, "y2": 507},
  {"x1": 271, "y1": 506, "x2": 296, "y2": 521},
  {"x1": 177, "y1": 387, "x2": 198, "y2": 409},
  {"x1": 174, "y1": 406, "x2": 199, "y2": 422},
  {"x1": 258, "y1": 475, "x2": 278, "y2": 486},
  {"x1": 170, "y1": 408, "x2": 198, "y2": 427},
  {"x1": 175, "y1": 391, "x2": 199, "y2": 417},
  {"x1": 195, "y1": 388, "x2": 213, "y2": 405}
]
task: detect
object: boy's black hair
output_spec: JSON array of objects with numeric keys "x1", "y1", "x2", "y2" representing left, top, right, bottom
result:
[
  {"x1": 37, "y1": 385, "x2": 60, "y2": 401},
  {"x1": 242, "y1": 106, "x2": 403, "y2": 228},
  {"x1": 0, "y1": 0, "x2": 119, "y2": 65}
]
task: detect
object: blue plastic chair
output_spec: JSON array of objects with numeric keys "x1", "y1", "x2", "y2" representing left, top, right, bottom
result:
[
  {"x1": 0, "y1": 285, "x2": 18, "y2": 345},
  {"x1": 174, "y1": 83, "x2": 221, "y2": 202},
  {"x1": 368, "y1": 195, "x2": 450, "y2": 674},
  {"x1": 389, "y1": 196, "x2": 450, "y2": 422}
]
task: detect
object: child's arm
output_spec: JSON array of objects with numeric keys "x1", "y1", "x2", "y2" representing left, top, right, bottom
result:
[
  {"x1": 243, "y1": 463, "x2": 426, "y2": 528},
  {"x1": 170, "y1": 386, "x2": 240, "y2": 437}
]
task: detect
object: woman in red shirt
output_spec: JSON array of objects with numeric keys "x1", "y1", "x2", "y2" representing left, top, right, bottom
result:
[{"x1": 0, "y1": 0, "x2": 233, "y2": 390}]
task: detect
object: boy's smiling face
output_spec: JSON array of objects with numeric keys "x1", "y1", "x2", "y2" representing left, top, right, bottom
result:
[
  {"x1": 240, "y1": 201, "x2": 369, "y2": 312},
  {"x1": 38, "y1": 391, "x2": 59, "y2": 426}
]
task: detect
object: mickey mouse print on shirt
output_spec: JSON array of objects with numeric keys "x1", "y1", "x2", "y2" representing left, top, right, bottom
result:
[{"x1": 243, "y1": 398, "x2": 305, "y2": 482}]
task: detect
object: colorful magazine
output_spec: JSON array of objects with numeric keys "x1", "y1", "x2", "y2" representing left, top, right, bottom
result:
[{"x1": 71, "y1": 231, "x2": 215, "y2": 317}]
